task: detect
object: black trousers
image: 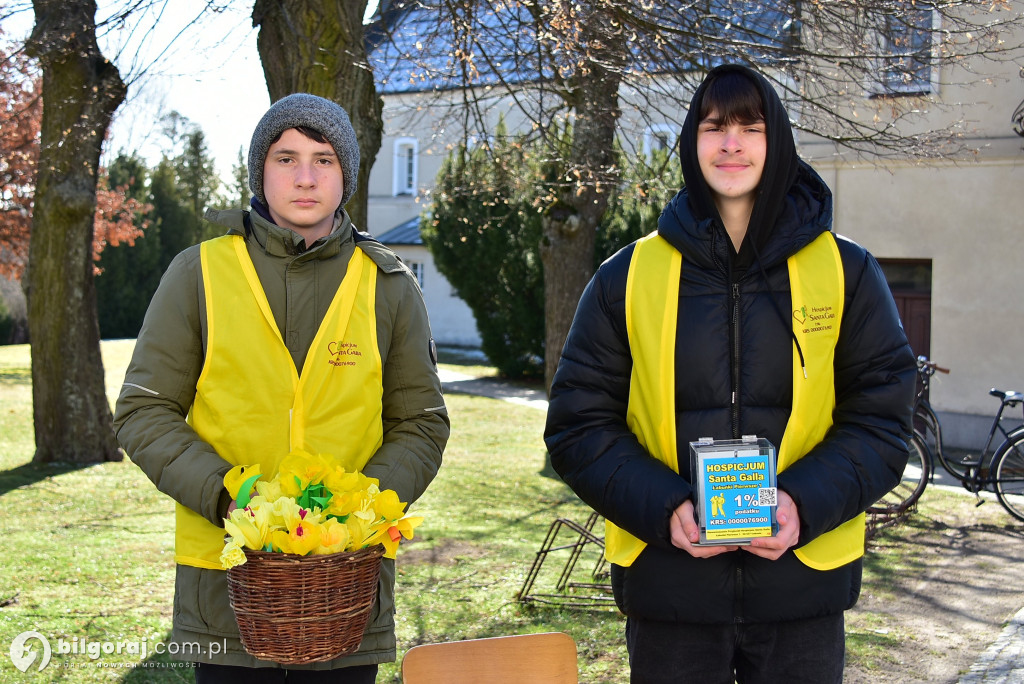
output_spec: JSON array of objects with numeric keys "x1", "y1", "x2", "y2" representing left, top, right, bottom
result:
[
  {"x1": 626, "y1": 613, "x2": 845, "y2": 684},
  {"x1": 194, "y1": 662, "x2": 378, "y2": 683}
]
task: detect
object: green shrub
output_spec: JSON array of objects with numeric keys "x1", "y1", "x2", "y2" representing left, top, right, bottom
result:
[
  {"x1": 422, "y1": 124, "x2": 546, "y2": 378},
  {"x1": 424, "y1": 129, "x2": 684, "y2": 379}
]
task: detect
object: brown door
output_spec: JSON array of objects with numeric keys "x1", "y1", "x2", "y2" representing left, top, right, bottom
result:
[
  {"x1": 878, "y1": 259, "x2": 932, "y2": 359},
  {"x1": 891, "y1": 293, "x2": 931, "y2": 359}
]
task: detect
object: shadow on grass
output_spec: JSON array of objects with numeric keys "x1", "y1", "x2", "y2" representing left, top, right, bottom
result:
[
  {"x1": 121, "y1": 632, "x2": 195, "y2": 682},
  {"x1": 864, "y1": 507, "x2": 1024, "y2": 627},
  {"x1": 539, "y1": 451, "x2": 562, "y2": 482},
  {"x1": 0, "y1": 367, "x2": 31, "y2": 385},
  {"x1": 0, "y1": 460, "x2": 95, "y2": 499}
]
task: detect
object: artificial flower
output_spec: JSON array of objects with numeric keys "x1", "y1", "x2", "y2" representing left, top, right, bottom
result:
[
  {"x1": 219, "y1": 451, "x2": 422, "y2": 569},
  {"x1": 271, "y1": 518, "x2": 322, "y2": 555},
  {"x1": 224, "y1": 507, "x2": 268, "y2": 550},
  {"x1": 326, "y1": 487, "x2": 371, "y2": 519},
  {"x1": 369, "y1": 515, "x2": 423, "y2": 559},
  {"x1": 344, "y1": 508, "x2": 377, "y2": 549},
  {"x1": 315, "y1": 518, "x2": 351, "y2": 555},
  {"x1": 266, "y1": 495, "x2": 305, "y2": 530},
  {"x1": 372, "y1": 489, "x2": 407, "y2": 521},
  {"x1": 224, "y1": 463, "x2": 262, "y2": 501},
  {"x1": 220, "y1": 540, "x2": 247, "y2": 570},
  {"x1": 324, "y1": 468, "x2": 376, "y2": 501},
  {"x1": 277, "y1": 450, "x2": 332, "y2": 496},
  {"x1": 255, "y1": 477, "x2": 284, "y2": 503}
]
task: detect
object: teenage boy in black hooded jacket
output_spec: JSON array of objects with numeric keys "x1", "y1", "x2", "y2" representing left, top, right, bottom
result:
[{"x1": 544, "y1": 64, "x2": 915, "y2": 683}]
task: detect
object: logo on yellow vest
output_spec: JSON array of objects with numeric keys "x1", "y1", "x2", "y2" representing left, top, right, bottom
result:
[
  {"x1": 328, "y1": 341, "x2": 362, "y2": 367},
  {"x1": 793, "y1": 304, "x2": 837, "y2": 334}
]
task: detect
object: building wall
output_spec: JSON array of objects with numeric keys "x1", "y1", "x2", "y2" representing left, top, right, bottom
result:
[
  {"x1": 380, "y1": 242, "x2": 481, "y2": 347},
  {"x1": 366, "y1": 22, "x2": 1024, "y2": 445},
  {"x1": 812, "y1": 159, "x2": 1024, "y2": 446},
  {"x1": 801, "y1": 44, "x2": 1024, "y2": 446},
  {"x1": 365, "y1": 91, "x2": 527, "y2": 349}
]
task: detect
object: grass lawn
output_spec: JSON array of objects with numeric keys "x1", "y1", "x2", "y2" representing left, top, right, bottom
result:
[
  {"x1": 0, "y1": 341, "x2": 623, "y2": 683},
  {"x1": 0, "y1": 339, "x2": 1007, "y2": 683}
]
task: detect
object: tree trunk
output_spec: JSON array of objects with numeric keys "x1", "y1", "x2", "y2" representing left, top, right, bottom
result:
[
  {"x1": 252, "y1": 0, "x2": 383, "y2": 231},
  {"x1": 25, "y1": 0, "x2": 126, "y2": 463},
  {"x1": 539, "y1": 5, "x2": 626, "y2": 392}
]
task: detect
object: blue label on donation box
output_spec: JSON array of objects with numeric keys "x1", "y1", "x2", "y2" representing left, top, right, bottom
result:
[{"x1": 690, "y1": 436, "x2": 778, "y2": 545}]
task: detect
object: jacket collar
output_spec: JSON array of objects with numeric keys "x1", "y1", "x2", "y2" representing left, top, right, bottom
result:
[{"x1": 207, "y1": 203, "x2": 353, "y2": 260}]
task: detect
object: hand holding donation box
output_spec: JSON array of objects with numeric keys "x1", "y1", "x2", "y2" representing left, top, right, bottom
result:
[{"x1": 690, "y1": 436, "x2": 778, "y2": 545}]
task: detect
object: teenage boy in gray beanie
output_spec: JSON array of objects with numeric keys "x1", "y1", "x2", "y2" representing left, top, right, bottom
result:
[{"x1": 115, "y1": 94, "x2": 449, "y2": 683}]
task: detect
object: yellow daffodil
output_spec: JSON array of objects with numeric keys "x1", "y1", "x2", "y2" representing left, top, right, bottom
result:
[
  {"x1": 324, "y1": 468, "x2": 377, "y2": 498},
  {"x1": 220, "y1": 452, "x2": 427, "y2": 563},
  {"x1": 224, "y1": 507, "x2": 268, "y2": 550},
  {"x1": 254, "y1": 477, "x2": 284, "y2": 502},
  {"x1": 326, "y1": 488, "x2": 368, "y2": 518},
  {"x1": 278, "y1": 450, "x2": 333, "y2": 496},
  {"x1": 345, "y1": 508, "x2": 377, "y2": 549},
  {"x1": 271, "y1": 518, "x2": 322, "y2": 555},
  {"x1": 368, "y1": 514, "x2": 423, "y2": 558},
  {"x1": 265, "y1": 495, "x2": 304, "y2": 530},
  {"x1": 224, "y1": 463, "x2": 262, "y2": 501},
  {"x1": 315, "y1": 518, "x2": 351, "y2": 555},
  {"x1": 371, "y1": 489, "x2": 408, "y2": 521},
  {"x1": 393, "y1": 514, "x2": 423, "y2": 541},
  {"x1": 220, "y1": 540, "x2": 247, "y2": 569}
]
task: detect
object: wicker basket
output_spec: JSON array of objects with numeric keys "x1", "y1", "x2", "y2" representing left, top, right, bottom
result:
[{"x1": 226, "y1": 544, "x2": 385, "y2": 664}]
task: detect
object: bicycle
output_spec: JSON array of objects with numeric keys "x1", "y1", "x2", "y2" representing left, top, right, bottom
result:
[{"x1": 868, "y1": 356, "x2": 1024, "y2": 521}]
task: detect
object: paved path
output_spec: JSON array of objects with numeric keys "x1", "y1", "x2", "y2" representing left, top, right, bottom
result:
[
  {"x1": 438, "y1": 365, "x2": 1022, "y2": 683},
  {"x1": 959, "y1": 607, "x2": 1024, "y2": 683},
  {"x1": 438, "y1": 368, "x2": 548, "y2": 411}
]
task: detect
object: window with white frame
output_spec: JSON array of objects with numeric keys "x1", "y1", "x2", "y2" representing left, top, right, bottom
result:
[
  {"x1": 408, "y1": 261, "x2": 425, "y2": 289},
  {"x1": 643, "y1": 124, "x2": 677, "y2": 159},
  {"x1": 393, "y1": 138, "x2": 419, "y2": 196},
  {"x1": 868, "y1": 8, "x2": 937, "y2": 96}
]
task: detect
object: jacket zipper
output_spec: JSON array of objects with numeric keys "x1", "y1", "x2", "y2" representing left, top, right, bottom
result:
[
  {"x1": 730, "y1": 282, "x2": 741, "y2": 438},
  {"x1": 723, "y1": 229, "x2": 745, "y2": 624},
  {"x1": 734, "y1": 558, "x2": 745, "y2": 624}
]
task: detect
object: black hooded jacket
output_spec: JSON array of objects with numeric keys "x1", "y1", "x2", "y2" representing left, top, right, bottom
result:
[{"x1": 544, "y1": 65, "x2": 915, "y2": 624}]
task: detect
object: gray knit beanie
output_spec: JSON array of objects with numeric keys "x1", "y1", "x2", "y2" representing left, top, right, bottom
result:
[{"x1": 248, "y1": 93, "x2": 360, "y2": 209}]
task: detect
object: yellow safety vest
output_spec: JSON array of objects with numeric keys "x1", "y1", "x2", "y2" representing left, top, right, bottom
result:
[
  {"x1": 608, "y1": 230, "x2": 862, "y2": 571},
  {"x1": 175, "y1": 234, "x2": 384, "y2": 569}
]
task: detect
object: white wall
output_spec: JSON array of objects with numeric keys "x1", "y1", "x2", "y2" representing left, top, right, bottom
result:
[
  {"x1": 365, "y1": 24, "x2": 1024, "y2": 446},
  {"x1": 384, "y1": 243, "x2": 481, "y2": 348},
  {"x1": 815, "y1": 159, "x2": 1024, "y2": 445}
]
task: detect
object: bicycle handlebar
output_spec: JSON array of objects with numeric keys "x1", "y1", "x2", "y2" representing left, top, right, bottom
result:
[{"x1": 916, "y1": 355, "x2": 950, "y2": 375}]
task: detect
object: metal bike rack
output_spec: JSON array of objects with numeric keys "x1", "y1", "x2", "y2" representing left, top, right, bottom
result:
[
  {"x1": 517, "y1": 511, "x2": 617, "y2": 609},
  {"x1": 866, "y1": 505, "x2": 914, "y2": 539}
]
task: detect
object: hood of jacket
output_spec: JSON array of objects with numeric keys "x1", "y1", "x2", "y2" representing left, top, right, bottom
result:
[
  {"x1": 658, "y1": 160, "x2": 833, "y2": 273},
  {"x1": 670, "y1": 63, "x2": 833, "y2": 272}
]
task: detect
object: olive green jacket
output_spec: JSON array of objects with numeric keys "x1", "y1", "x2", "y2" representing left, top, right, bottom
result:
[{"x1": 113, "y1": 208, "x2": 449, "y2": 669}]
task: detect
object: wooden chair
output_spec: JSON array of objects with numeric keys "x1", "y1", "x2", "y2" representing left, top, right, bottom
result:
[{"x1": 401, "y1": 631, "x2": 578, "y2": 683}]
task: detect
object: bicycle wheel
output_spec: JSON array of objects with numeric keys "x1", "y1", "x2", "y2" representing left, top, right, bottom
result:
[
  {"x1": 868, "y1": 433, "x2": 931, "y2": 515},
  {"x1": 916, "y1": 401, "x2": 975, "y2": 483},
  {"x1": 994, "y1": 432, "x2": 1024, "y2": 522}
]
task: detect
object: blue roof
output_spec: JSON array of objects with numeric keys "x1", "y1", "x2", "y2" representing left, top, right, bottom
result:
[
  {"x1": 366, "y1": 1, "x2": 796, "y2": 95},
  {"x1": 375, "y1": 216, "x2": 423, "y2": 245},
  {"x1": 367, "y1": 0, "x2": 540, "y2": 95}
]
